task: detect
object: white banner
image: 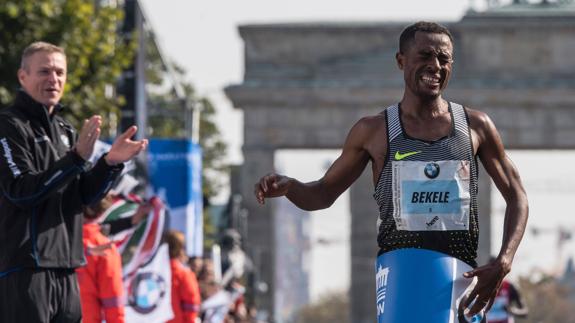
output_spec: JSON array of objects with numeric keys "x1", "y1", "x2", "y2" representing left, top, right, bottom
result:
[
  {"x1": 125, "y1": 244, "x2": 174, "y2": 323},
  {"x1": 201, "y1": 287, "x2": 244, "y2": 323}
]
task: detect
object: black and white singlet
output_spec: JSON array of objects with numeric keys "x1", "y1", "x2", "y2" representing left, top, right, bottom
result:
[{"x1": 373, "y1": 102, "x2": 480, "y2": 267}]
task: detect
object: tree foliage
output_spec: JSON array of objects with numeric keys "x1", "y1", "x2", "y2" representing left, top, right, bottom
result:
[
  {"x1": 0, "y1": 0, "x2": 227, "y2": 203},
  {"x1": 143, "y1": 33, "x2": 228, "y2": 250},
  {"x1": 144, "y1": 33, "x2": 228, "y2": 201},
  {"x1": 0, "y1": 0, "x2": 135, "y2": 135}
]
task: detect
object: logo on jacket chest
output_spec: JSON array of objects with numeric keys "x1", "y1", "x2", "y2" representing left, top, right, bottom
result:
[{"x1": 60, "y1": 134, "x2": 70, "y2": 148}]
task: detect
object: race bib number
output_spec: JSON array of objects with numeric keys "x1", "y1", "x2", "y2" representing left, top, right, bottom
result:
[{"x1": 392, "y1": 160, "x2": 470, "y2": 231}]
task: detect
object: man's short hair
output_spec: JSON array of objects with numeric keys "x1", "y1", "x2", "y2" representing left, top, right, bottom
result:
[
  {"x1": 399, "y1": 21, "x2": 453, "y2": 54},
  {"x1": 20, "y1": 41, "x2": 66, "y2": 71}
]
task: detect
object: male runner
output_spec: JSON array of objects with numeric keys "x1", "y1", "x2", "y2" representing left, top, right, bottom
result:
[{"x1": 254, "y1": 21, "x2": 528, "y2": 317}]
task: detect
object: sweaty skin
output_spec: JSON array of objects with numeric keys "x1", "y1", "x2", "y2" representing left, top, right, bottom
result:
[{"x1": 254, "y1": 31, "x2": 528, "y2": 317}]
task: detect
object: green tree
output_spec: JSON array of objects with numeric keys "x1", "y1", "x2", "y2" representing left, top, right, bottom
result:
[
  {"x1": 145, "y1": 63, "x2": 227, "y2": 248},
  {"x1": 143, "y1": 32, "x2": 227, "y2": 249},
  {"x1": 0, "y1": 0, "x2": 227, "y2": 247},
  {"x1": 144, "y1": 33, "x2": 228, "y2": 201},
  {"x1": 0, "y1": 0, "x2": 135, "y2": 135}
]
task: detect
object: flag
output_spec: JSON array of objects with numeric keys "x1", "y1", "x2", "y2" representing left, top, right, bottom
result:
[
  {"x1": 201, "y1": 286, "x2": 245, "y2": 323},
  {"x1": 101, "y1": 195, "x2": 166, "y2": 278},
  {"x1": 148, "y1": 139, "x2": 203, "y2": 257},
  {"x1": 124, "y1": 244, "x2": 174, "y2": 323},
  {"x1": 99, "y1": 194, "x2": 172, "y2": 322}
]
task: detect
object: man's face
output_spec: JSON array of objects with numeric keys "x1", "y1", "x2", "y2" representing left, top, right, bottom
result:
[
  {"x1": 18, "y1": 51, "x2": 67, "y2": 109},
  {"x1": 190, "y1": 257, "x2": 204, "y2": 273},
  {"x1": 397, "y1": 32, "x2": 453, "y2": 100}
]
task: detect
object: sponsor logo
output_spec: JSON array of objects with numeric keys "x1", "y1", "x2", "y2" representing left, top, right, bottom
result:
[
  {"x1": 424, "y1": 162, "x2": 440, "y2": 179},
  {"x1": 394, "y1": 150, "x2": 421, "y2": 160},
  {"x1": 128, "y1": 272, "x2": 167, "y2": 314},
  {"x1": 34, "y1": 135, "x2": 50, "y2": 143},
  {"x1": 376, "y1": 265, "x2": 390, "y2": 315},
  {"x1": 60, "y1": 134, "x2": 70, "y2": 148},
  {"x1": 426, "y1": 215, "x2": 440, "y2": 227},
  {"x1": 1, "y1": 138, "x2": 21, "y2": 177}
]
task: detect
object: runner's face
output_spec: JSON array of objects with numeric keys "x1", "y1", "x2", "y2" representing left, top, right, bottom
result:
[
  {"x1": 18, "y1": 51, "x2": 67, "y2": 110},
  {"x1": 397, "y1": 32, "x2": 453, "y2": 100}
]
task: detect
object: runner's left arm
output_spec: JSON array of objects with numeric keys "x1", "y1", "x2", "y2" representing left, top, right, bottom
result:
[{"x1": 463, "y1": 109, "x2": 529, "y2": 316}]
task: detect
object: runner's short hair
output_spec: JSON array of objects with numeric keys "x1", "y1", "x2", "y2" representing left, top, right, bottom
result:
[{"x1": 399, "y1": 21, "x2": 453, "y2": 54}]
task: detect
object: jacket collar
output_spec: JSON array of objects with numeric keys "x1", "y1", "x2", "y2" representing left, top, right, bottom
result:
[{"x1": 14, "y1": 89, "x2": 64, "y2": 120}]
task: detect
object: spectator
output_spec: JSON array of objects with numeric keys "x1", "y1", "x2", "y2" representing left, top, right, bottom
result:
[
  {"x1": 189, "y1": 256, "x2": 204, "y2": 277},
  {"x1": 165, "y1": 230, "x2": 202, "y2": 323},
  {"x1": 77, "y1": 201, "x2": 126, "y2": 323},
  {"x1": 486, "y1": 257, "x2": 528, "y2": 323},
  {"x1": 0, "y1": 41, "x2": 146, "y2": 322}
]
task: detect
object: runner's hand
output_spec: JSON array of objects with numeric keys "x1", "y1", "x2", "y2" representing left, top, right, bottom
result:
[
  {"x1": 462, "y1": 259, "x2": 508, "y2": 316},
  {"x1": 254, "y1": 173, "x2": 292, "y2": 205}
]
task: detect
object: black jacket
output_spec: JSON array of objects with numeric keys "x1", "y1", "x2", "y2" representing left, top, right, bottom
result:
[{"x1": 0, "y1": 91, "x2": 123, "y2": 274}]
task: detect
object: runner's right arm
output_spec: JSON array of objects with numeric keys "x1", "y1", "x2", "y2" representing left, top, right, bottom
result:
[{"x1": 254, "y1": 117, "x2": 380, "y2": 210}]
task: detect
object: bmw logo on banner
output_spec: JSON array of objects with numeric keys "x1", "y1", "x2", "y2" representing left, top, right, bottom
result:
[
  {"x1": 125, "y1": 244, "x2": 174, "y2": 322},
  {"x1": 129, "y1": 272, "x2": 167, "y2": 314}
]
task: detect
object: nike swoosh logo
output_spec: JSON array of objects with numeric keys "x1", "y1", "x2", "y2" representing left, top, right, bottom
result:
[{"x1": 394, "y1": 151, "x2": 421, "y2": 160}]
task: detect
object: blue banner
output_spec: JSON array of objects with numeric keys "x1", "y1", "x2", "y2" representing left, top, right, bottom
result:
[
  {"x1": 148, "y1": 139, "x2": 203, "y2": 256},
  {"x1": 375, "y1": 248, "x2": 484, "y2": 323}
]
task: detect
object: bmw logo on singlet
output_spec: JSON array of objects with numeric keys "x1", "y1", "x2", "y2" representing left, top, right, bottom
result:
[{"x1": 424, "y1": 162, "x2": 440, "y2": 179}]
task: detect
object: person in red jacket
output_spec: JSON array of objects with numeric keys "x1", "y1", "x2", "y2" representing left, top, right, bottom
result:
[
  {"x1": 165, "y1": 230, "x2": 202, "y2": 323},
  {"x1": 486, "y1": 279, "x2": 528, "y2": 323},
  {"x1": 76, "y1": 201, "x2": 126, "y2": 323}
]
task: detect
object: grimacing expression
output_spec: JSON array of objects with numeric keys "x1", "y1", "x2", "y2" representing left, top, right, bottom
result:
[
  {"x1": 397, "y1": 32, "x2": 453, "y2": 100},
  {"x1": 18, "y1": 51, "x2": 67, "y2": 110}
]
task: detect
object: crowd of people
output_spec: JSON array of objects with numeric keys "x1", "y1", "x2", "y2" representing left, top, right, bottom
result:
[{"x1": 78, "y1": 192, "x2": 255, "y2": 323}]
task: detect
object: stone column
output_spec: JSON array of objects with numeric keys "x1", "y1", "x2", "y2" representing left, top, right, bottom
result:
[
  {"x1": 240, "y1": 146, "x2": 276, "y2": 319},
  {"x1": 349, "y1": 169, "x2": 378, "y2": 323}
]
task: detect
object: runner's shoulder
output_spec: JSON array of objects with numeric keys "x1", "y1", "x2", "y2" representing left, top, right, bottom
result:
[
  {"x1": 353, "y1": 113, "x2": 387, "y2": 137},
  {"x1": 464, "y1": 106, "x2": 496, "y2": 133}
]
